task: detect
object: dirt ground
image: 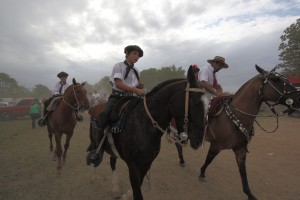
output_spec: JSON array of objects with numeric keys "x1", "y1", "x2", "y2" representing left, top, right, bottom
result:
[{"x1": 0, "y1": 114, "x2": 299, "y2": 200}]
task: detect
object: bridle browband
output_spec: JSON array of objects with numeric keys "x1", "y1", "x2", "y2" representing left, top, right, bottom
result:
[{"x1": 143, "y1": 81, "x2": 204, "y2": 144}]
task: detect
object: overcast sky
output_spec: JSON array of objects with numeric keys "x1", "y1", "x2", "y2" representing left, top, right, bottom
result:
[{"x1": 1, "y1": 0, "x2": 299, "y2": 93}]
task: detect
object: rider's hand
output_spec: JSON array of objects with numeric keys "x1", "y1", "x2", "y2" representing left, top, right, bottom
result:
[
  {"x1": 137, "y1": 82, "x2": 144, "y2": 89},
  {"x1": 134, "y1": 88, "x2": 145, "y2": 96}
]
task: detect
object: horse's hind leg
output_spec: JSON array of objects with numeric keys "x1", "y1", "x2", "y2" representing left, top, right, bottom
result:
[
  {"x1": 234, "y1": 147, "x2": 257, "y2": 200},
  {"x1": 199, "y1": 145, "x2": 220, "y2": 182},
  {"x1": 110, "y1": 156, "x2": 121, "y2": 199},
  {"x1": 175, "y1": 143, "x2": 185, "y2": 167}
]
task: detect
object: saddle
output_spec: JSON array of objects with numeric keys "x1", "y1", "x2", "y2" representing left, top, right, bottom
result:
[
  {"x1": 109, "y1": 96, "x2": 142, "y2": 133},
  {"x1": 208, "y1": 96, "x2": 232, "y2": 117},
  {"x1": 89, "y1": 96, "x2": 142, "y2": 134}
]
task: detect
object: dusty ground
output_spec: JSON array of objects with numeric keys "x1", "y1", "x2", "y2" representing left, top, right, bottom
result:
[{"x1": 0, "y1": 114, "x2": 299, "y2": 200}]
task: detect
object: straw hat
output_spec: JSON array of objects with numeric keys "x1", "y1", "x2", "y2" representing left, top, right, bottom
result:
[{"x1": 207, "y1": 56, "x2": 229, "y2": 68}]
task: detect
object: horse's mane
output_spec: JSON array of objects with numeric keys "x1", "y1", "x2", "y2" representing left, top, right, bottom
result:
[{"x1": 147, "y1": 78, "x2": 185, "y2": 97}]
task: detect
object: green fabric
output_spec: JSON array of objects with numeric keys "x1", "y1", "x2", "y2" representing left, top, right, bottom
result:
[{"x1": 29, "y1": 104, "x2": 39, "y2": 114}]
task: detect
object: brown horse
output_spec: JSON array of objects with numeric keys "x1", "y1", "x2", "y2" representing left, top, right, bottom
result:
[
  {"x1": 46, "y1": 78, "x2": 90, "y2": 174},
  {"x1": 175, "y1": 65, "x2": 300, "y2": 200}
]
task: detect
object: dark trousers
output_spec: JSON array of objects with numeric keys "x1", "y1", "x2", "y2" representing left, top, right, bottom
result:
[
  {"x1": 98, "y1": 95, "x2": 122, "y2": 129},
  {"x1": 30, "y1": 113, "x2": 40, "y2": 128}
]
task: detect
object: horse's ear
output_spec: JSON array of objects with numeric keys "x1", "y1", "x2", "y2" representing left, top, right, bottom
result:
[
  {"x1": 187, "y1": 65, "x2": 197, "y2": 87},
  {"x1": 270, "y1": 66, "x2": 277, "y2": 72},
  {"x1": 72, "y1": 78, "x2": 77, "y2": 85},
  {"x1": 81, "y1": 81, "x2": 87, "y2": 86},
  {"x1": 255, "y1": 65, "x2": 267, "y2": 75}
]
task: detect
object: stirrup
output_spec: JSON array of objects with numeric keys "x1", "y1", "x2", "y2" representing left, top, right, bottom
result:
[
  {"x1": 76, "y1": 115, "x2": 83, "y2": 122},
  {"x1": 86, "y1": 150, "x2": 103, "y2": 167},
  {"x1": 38, "y1": 119, "x2": 46, "y2": 127}
]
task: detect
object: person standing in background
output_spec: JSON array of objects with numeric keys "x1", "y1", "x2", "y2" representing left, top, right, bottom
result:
[{"x1": 29, "y1": 98, "x2": 41, "y2": 129}]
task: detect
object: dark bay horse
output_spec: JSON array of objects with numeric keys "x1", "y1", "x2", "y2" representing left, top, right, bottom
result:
[
  {"x1": 175, "y1": 65, "x2": 300, "y2": 200},
  {"x1": 46, "y1": 78, "x2": 90, "y2": 174},
  {"x1": 87, "y1": 66, "x2": 207, "y2": 200}
]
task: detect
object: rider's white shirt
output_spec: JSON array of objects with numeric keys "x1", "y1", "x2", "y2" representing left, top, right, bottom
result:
[
  {"x1": 109, "y1": 62, "x2": 139, "y2": 92},
  {"x1": 52, "y1": 82, "x2": 69, "y2": 95}
]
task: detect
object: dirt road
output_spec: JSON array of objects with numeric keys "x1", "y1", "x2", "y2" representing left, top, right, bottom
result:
[{"x1": 0, "y1": 115, "x2": 299, "y2": 200}]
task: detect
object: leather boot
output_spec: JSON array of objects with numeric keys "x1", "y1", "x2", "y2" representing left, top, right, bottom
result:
[
  {"x1": 87, "y1": 128, "x2": 105, "y2": 167},
  {"x1": 38, "y1": 109, "x2": 48, "y2": 127}
]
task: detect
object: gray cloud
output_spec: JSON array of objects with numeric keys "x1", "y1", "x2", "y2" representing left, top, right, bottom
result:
[{"x1": 0, "y1": 0, "x2": 299, "y2": 94}]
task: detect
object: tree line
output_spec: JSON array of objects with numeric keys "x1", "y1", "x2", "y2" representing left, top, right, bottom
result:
[{"x1": 0, "y1": 65, "x2": 185, "y2": 99}]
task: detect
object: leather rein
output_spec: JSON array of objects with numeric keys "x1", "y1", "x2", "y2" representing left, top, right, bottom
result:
[{"x1": 143, "y1": 82, "x2": 204, "y2": 144}]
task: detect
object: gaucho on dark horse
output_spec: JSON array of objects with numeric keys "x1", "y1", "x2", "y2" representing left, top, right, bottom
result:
[{"x1": 87, "y1": 65, "x2": 207, "y2": 200}]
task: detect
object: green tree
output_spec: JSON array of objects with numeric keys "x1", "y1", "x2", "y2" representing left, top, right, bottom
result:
[
  {"x1": 31, "y1": 84, "x2": 51, "y2": 99},
  {"x1": 277, "y1": 18, "x2": 300, "y2": 73},
  {"x1": 140, "y1": 65, "x2": 185, "y2": 91},
  {"x1": 94, "y1": 76, "x2": 111, "y2": 98},
  {"x1": 0, "y1": 73, "x2": 31, "y2": 98}
]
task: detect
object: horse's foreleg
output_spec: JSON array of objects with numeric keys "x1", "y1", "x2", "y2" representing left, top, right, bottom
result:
[
  {"x1": 110, "y1": 157, "x2": 121, "y2": 199},
  {"x1": 63, "y1": 133, "x2": 73, "y2": 163},
  {"x1": 199, "y1": 145, "x2": 220, "y2": 181},
  {"x1": 234, "y1": 147, "x2": 257, "y2": 200},
  {"x1": 47, "y1": 126, "x2": 53, "y2": 152},
  {"x1": 125, "y1": 164, "x2": 144, "y2": 200},
  {"x1": 175, "y1": 143, "x2": 185, "y2": 167},
  {"x1": 54, "y1": 133, "x2": 63, "y2": 175}
]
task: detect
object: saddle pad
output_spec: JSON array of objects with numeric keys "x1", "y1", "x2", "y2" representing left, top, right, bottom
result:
[
  {"x1": 88, "y1": 100, "x2": 106, "y2": 118},
  {"x1": 208, "y1": 96, "x2": 232, "y2": 116}
]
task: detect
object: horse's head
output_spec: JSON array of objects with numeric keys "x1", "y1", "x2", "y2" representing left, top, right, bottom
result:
[
  {"x1": 64, "y1": 78, "x2": 90, "y2": 111},
  {"x1": 256, "y1": 65, "x2": 300, "y2": 109},
  {"x1": 171, "y1": 65, "x2": 206, "y2": 149}
]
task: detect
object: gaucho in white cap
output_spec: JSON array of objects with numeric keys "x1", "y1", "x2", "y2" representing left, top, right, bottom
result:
[{"x1": 199, "y1": 56, "x2": 229, "y2": 97}]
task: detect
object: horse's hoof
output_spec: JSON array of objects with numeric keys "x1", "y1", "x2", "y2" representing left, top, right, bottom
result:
[
  {"x1": 179, "y1": 161, "x2": 185, "y2": 167},
  {"x1": 198, "y1": 176, "x2": 206, "y2": 182},
  {"x1": 86, "y1": 150, "x2": 103, "y2": 167},
  {"x1": 112, "y1": 191, "x2": 121, "y2": 199}
]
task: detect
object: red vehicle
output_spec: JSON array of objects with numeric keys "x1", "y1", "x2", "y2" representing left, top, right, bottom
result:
[
  {"x1": 287, "y1": 72, "x2": 300, "y2": 117},
  {"x1": 0, "y1": 98, "x2": 36, "y2": 120}
]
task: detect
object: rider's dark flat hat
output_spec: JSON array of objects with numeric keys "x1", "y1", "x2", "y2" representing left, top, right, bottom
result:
[
  {"x1": 57, "y1": 71, "x2": 68, "y2": 77},
  {"x1": 124, "y1": 45, "x2": 143, "y2": 57}
]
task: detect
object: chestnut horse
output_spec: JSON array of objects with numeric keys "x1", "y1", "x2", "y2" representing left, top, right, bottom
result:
[
  {"x1": 175, "y1": 65, "x2": 300, "y2": 200},
  {"x1": 46, "y1": 78, "x2": 90, "y2": 174},
  {"x1": 87, "y1": 66, "x2": 207, "y2": 200}
]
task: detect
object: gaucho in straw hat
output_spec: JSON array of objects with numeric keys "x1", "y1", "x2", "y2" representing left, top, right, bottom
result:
[{"x1": 199, "y1": 55, "x2": 229, "y2": 97}]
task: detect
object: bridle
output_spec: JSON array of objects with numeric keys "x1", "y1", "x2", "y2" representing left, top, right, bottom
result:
[
  {"x1": 226, "y1": 71, "x2": 300, "y2": 140},
  {"x1": 63, "y1": 84, "x2": 82, "y2": 111},
  {"x1": 143, "y1": 82, "x2": 204, "y2": 144},
  {"x1": 259, "y1": 71, "x2": 300, "y2": 109}
]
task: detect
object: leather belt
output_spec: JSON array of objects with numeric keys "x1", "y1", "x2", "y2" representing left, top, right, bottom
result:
[{"x1": 112, "y1": 89, "x2": 133, "y2": 97}]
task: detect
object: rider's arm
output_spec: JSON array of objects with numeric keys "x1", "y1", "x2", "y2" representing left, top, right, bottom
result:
[{"x1": 115, "y1": 79, "x2": 144, "y2": 96}]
